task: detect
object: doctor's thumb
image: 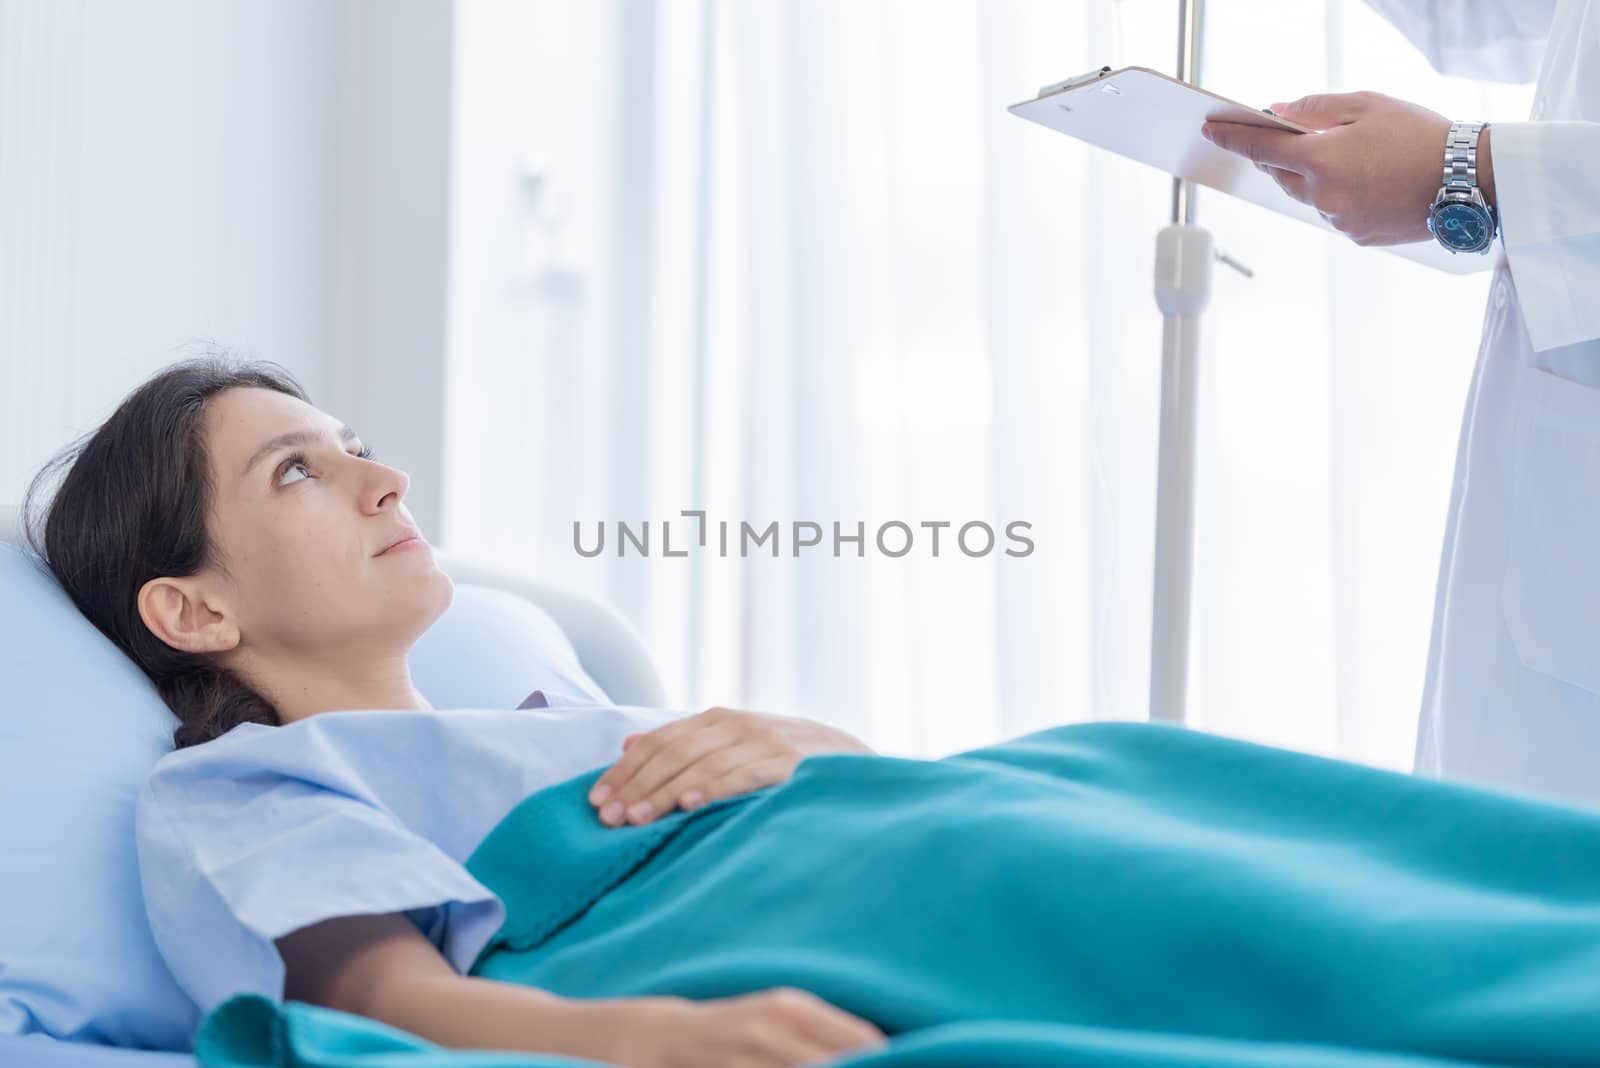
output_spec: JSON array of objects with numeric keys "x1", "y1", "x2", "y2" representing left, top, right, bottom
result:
[{"x1": 1270, "y1": 92, "x2": 1367, "y2": 129}]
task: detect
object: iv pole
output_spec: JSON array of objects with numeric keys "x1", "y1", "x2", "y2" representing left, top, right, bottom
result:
[{"x1": 1148, "y1": 0, "x2": 1252, "y2": 724}]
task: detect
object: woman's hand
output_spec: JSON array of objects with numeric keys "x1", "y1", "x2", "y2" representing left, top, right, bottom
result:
[
  {"x1": 1200, "y1": 91, "x2": 1485, "y2": 247},
  {"x1": 606, "y1": 988, "x2": 889, "y2": 1068},
  {"x1": 589, "y1": 706, "x2": 875, "y2": 827}
]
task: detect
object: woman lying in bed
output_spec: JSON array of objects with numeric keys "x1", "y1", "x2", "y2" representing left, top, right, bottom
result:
[
  {"x1": 22, "y1": 356, "x2": 1600, "y2": 1068},
  {"x1": 23, "y1": 357, "x2": 888, "y2": 1067}
]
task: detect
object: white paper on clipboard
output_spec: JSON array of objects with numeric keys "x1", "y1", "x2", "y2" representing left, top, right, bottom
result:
[{"x1": 1008, "y1": 66, "x2": 1500, "y2": 276}]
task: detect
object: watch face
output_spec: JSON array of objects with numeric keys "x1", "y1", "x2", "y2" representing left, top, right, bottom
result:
[{"x1": 1433, "y1": 202, "x2": 1492, "y2": 251}]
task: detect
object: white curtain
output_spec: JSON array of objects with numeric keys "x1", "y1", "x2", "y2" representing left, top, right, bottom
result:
[{"x1": 442, "y1": 0, "x2": 1534, "y2": 765}]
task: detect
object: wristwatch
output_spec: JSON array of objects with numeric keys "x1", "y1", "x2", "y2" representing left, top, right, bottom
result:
[{"x1": 1427, "y1": 120, "x2": 1497, "y2": 254}]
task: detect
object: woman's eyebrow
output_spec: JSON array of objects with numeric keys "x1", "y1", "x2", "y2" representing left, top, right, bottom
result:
[{"x1": 242, "y1": 425, "x2": 360, "y2": 477}]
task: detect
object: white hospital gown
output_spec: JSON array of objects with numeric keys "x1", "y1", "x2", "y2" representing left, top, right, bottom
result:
[{"x1": 135, "y1": 690, "x2": 684, "y2": 1017}]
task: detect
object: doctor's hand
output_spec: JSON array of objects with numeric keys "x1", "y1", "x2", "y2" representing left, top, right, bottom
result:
[
  {"x1": 588, "y1": 705, "x2": 875, "y2": 827},
  {"x1": 1200, "y1": 91, "x2": 1496, "y2": 247}
]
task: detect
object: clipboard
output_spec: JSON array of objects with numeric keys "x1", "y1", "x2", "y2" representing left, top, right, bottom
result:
[{"x1": 1008, "y1": 66, "x2": 1498, "y2": 276}]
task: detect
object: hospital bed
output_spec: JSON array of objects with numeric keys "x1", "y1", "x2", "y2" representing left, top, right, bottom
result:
[{"x1": 0, "y1": 504, "x2": 670, "y2": 1067}]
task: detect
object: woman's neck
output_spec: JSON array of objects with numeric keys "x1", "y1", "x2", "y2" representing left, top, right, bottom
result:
[{"x1": 247, "y1": 653, "x2": 434, "y2": 725}]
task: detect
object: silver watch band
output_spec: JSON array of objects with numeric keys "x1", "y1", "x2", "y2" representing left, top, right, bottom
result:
[{"x1": 1442, "y1": 120, "x2": 1487, "y2": 195}]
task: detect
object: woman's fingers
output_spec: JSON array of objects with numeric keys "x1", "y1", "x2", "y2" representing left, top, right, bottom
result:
[
  {"x1": 789, "y1": 1001, "x2": 889, "y2": 1054},
  {"x1": 669, "y1": 756, "x2": 796, "y2": 814},
  {"x1": 590, "y1": 715, "x2": 704, "y2": 805},
  {"x1": 595, "y1": 723, "x2": 741, "y2": 825},
  {"x1": 591, "y1": 708, "x2": 738, "y2": 807},
  {"x1": 775, "y1": 989, "x2": 888, "y2": 1060},
  {"x1": 755, "y1": 1024, "x2": 845, "y2": 1068},
  {"x1": 616, "y1": 735, "x2": 749, "y2": 825},
  {"x1": 637, "y1": 747, "x2": 781, "y2": 820}
]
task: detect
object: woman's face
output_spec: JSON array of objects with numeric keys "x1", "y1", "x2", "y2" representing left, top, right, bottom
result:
[{"x1": 192, "y1": 386, "x2": 453, "y2": 664}]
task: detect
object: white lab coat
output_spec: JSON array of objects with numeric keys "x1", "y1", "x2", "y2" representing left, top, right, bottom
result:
[{"x1": 1361, "y1": 0, "x2": 1600, "y2": 806}]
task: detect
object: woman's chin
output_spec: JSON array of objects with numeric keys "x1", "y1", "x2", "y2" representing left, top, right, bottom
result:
[
  {"x1": 417, "y1": 567, "x2": 456, "y2": 628},
  {"x1": 366, "y1": 565, "x2": 455, "y2": 641}
]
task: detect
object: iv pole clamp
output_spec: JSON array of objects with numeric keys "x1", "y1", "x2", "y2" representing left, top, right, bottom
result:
[{"x1": 1148, "y1": 0, "x2": 1251, "y2": 725}]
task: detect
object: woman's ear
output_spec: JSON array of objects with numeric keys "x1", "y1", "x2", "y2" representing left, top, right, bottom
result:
[{"x1": 137, "y1": 575, "x2": 241, "y2": 655}]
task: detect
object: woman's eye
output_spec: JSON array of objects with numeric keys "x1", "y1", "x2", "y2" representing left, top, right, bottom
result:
[
  {"x1": 278, "y1": 460, "x2": 312, "y2": 487},
  {"x1": 276, "y1": 446, "x2": 372, "y2": 487}
]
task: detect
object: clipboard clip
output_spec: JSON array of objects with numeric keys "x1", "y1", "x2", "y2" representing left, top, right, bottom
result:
[{"x1": 1035, "y1": 66, "x2": 1113, "y2": 98}]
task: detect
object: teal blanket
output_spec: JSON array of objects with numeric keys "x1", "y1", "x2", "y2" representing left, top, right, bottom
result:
[{"x1": 195, "y1": 721, "x2": 1600, "y2": 1068}]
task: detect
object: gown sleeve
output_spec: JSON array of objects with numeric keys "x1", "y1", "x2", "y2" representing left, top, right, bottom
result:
[
  {"x1": 1357, "y1": 0, "x2": 1559, "y2": 82},
  {"x1": 135, "y1": 734, "x2": 506, "y2": 1017}
]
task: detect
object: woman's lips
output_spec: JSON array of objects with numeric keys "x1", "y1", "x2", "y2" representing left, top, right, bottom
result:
[{"x1": 377, "y1": 534, "x2": 427, "y2": 556}]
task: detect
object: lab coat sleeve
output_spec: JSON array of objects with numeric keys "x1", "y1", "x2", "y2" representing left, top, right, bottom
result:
[
  {"x1": 1358, "y1": 0, "x2": 1558, "y2": 82},
  {"x1": 1491, "y1": 120, "x2": 1600, "y2": 351}
]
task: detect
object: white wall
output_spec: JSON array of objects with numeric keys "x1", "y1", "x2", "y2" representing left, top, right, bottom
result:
[
  {"x1": 0, "y1": 0, "x2": 457, "y2": 537},
  {"x1": 329, "y1": 0, "x2": 456, "y2": 537},
  {"x1": 441, "y1": 0, "x2": 637, "y2": 561},
  {"x1": 0, "y1": 0, "x2": 336, "y2": 503}
]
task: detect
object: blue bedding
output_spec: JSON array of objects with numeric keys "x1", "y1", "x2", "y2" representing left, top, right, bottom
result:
[
  {"x1": 0, "y1": 1035, "x2": 196, "y2": 1068},
  {"x1": 193, "y1": 720, "x2": 1600, "y2": 1067}
]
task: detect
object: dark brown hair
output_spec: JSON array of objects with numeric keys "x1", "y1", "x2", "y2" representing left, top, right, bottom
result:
[{"x1": 21, "y1": 352, "x2": 310, "y2": 748}]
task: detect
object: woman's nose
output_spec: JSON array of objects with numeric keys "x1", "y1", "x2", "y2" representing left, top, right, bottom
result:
[{"x1": 366, "y1": 462, "x2": 410, "y2": 513}]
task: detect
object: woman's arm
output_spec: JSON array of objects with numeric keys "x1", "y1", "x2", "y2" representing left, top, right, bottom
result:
[
  {"x1": 277, "y1": 912, "x2": 629, "y2": 1061},
  {"x1": 276, "y1": 913, "x2": 887, "y2": 1067}
]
